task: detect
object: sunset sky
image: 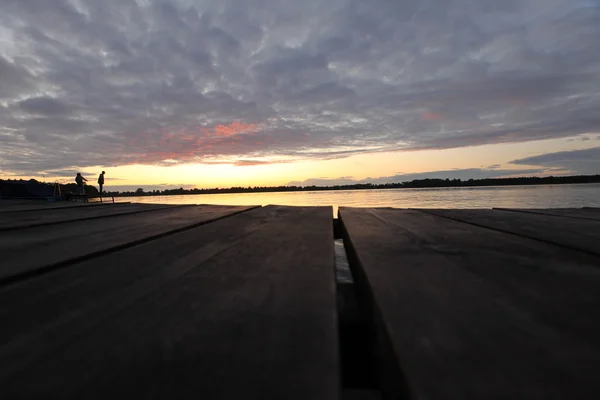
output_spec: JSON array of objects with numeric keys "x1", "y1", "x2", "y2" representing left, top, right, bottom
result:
[{"x1": 1, "y1": 0, "x2": 600, "y2": 190}]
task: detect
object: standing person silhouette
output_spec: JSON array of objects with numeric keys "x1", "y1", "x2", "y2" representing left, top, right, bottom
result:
[
  {"x1": 75, "y1": 173, "x2": 88, "y2": 194},
  {"x1": 98, "y1": 171, "x2": 105, "y2": 194}
]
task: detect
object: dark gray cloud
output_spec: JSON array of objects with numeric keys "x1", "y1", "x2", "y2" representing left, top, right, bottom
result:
[
  {"x1": 1, "y1": 0, "x2": 600, "y2": 175},
  {"x1": 42, "y1": 169, "x2": 99, "y2": 178},
  {"x1": 288, "y1": 167, "x2": 542, "y2": 186},
  {"x1": 511, "y1": 146, "x2": 600, "y2": 174},
  {"x1": 18, "y1": 96, "x2": 72, "y2": 115}
]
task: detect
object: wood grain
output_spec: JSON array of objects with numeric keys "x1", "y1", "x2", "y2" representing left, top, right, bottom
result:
[
  {"x1": 494, "y1": 207, "x2": 600, "y2": 221},
  {"x1": 419, "y1": 208, "x2": 600, "y2": 256},
  {"x1": 340, "y1": 207, "x2": 600, "y2": 399},
  {"x1": 0, "y1": 205, "x2": 257, "y2": 284},
  {"x1": 0, "y1": 203, "x2": 182, "y2": 230},
  {"x1": 0, "y1": 206, "x2": 339, "y2": 399}
]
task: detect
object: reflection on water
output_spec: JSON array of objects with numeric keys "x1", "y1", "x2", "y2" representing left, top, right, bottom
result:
[
  {"x1": 335, "y1": 239, "x2": 353, "y2": 284},
  {"x1": 115, "y1": 183, "x2": 600, "y2": 216}
]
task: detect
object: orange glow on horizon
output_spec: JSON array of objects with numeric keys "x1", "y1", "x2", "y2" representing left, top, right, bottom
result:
[{"x1": 7, "y1": 134, "x2": 598, "y2": 190}]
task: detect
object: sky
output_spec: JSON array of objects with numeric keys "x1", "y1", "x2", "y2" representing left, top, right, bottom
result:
[{"x1": 1, "y1": 0, "x2": 600, "y2": 190}]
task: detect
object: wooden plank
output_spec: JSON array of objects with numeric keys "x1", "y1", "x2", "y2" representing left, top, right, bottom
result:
[
  {"x1": 495, "y1": 207, "x2": 600, "y2": 221},
  {"x1": 0, "y1": 206, "x2": 287, "y2": 353},
  {"x1": 0, "y1": 205, "x2": 257, "y2": 285},
  {"x1": 0, "y1": 199, "x2": 48, "y2": 208},
  {"x1": 0, "y1": 200, "x2": 119, "y2": 212},
  {"x1": 0, "y1": 203, "x2": 181, "y2": 230},
  {"x1": 419, "y1": 208, "x2": 600, "y2": 256},
  {"x1": 339, "y1": 207, "x2": 600, "y2": 399},
  {"x1": 0, "y1": 206, "x2": 338, "y2": 399}
]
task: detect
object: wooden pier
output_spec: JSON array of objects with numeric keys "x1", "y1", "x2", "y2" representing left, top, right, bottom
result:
[{"x1": 1, "y1": 201, "x2": 599, "y2": 399}]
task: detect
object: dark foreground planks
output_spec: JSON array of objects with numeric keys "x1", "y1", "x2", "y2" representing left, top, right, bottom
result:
[
  {"x1": 0, "y1": 202, "x2": 182, "y2": 230},
  {"x1": 0, "y1": 205, "x2": 256, "y2": 285},
  {"x1": 0, "y1": 200, "x2": 113, "y2": 212},
  {"x1": 495, "y1": 207, "x2": 600, "y2": 221},
  {"x1": 419, "y1": 208, "x2": 600, "y2": 256},
  {"x1": 339, "y1": 207, "x2": 600, "y2": 399},
  {"x1": 0, "y1": 206, "x2": 338, "y2": 399},
  {"x1": 0, "y1": 206, "x2": 290, "y2": 353}
]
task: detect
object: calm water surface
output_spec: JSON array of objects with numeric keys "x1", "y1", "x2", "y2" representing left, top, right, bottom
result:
[{"x1": 115, "y1": 183, "x2": 600, "y2": 216}]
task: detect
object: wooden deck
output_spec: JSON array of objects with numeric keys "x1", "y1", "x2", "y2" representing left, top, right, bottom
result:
[{"x1": 0, "y1": 202, "x2": 599, "y2": 399}]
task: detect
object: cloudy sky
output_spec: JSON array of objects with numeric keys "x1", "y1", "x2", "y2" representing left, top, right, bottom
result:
[{"x1": 1, "y1": 0, "x2": 599, "y2": 189}]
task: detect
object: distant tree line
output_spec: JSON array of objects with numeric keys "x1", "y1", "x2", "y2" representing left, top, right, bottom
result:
[
  {"x1": 0, "y1": 178, "x2": 99, "y2": 199},
  {"x1": 61, "y1": 183, "x2": 100, "y2": 196},
  {"x1": 3, "y1": 175, "x2": 600, "y2": 200},
  {"x1": 106, "y1": 174, "x2": 600, "y2": 197}
]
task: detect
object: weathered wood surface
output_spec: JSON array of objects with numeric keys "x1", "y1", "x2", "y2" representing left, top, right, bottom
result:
[
  {"x1": 495, "y1": 207, "x2": 600, "y2": 221},
  {"x1": 0, "y1": 206, "x2": 281, "y2": 352},
  {"x1": 339, "y1": 207, "x2": 600, "y2": 399},
  {"x1": 0, "y1": 203, "x2": 182, "y2": 230},
  {"x1": 0, "y1": 206, "x2": 339, "y2": 400},
  {"x1": 419, "y1": 208, "x2": 600, "y2": 256},
  {"x1": 0, "y1": 205, "x2": 257, "y2": 284},
  {"x1": 0, "y1": 200, "x2": 120, "y2": 212}
]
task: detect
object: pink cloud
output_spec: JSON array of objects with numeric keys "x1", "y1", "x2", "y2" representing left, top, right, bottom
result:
[
  {"x1": 116, "y1": 121, "x2": 265, "y2": 165},
  {"x1": 421, "y1": 111, "x2": 443, "y2": 121},
  {"x1": 203, "y1": 121, "x2": 260, "y2": 137}
]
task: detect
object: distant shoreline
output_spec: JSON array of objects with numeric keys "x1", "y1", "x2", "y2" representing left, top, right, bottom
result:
[
  {"x1": 108, "y1": 175, "x2": 600, "y2": 198},
  {"x1": 3, "y1": 174, "x2": 599, "y2": 200}
]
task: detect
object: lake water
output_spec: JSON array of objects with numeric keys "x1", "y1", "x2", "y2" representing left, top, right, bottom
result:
[{"x1": 115, "y1": 183, "x2": 600, "y2": 216}]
